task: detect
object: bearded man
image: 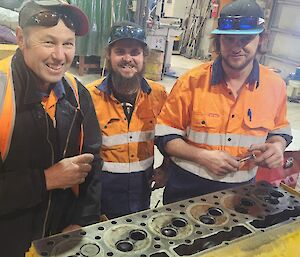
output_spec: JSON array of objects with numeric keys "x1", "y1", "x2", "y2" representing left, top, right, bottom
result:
[
  {"x1": 87, "y1": 21, "x2": 167, "y2": 219},
  {"x1": 155, "y1": 0, "x2": 292, "y2": 204}
]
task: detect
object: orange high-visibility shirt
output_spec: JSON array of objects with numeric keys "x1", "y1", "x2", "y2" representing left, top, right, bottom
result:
[
  {"x1": 87, "y1": 77, "x2": 167, "y2": 173},
  {"x1": 156, "y1": 60, "x2": 291, "y2": 183}
]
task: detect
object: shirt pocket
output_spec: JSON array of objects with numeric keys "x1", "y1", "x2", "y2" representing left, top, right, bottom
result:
[
  {"x1": 101, "y1": 118, "x2": 125, "y2": 150},
  {"x1": 136, "y1": 102, "x2": 157, "y2": 131},
  {"x1": 138, "y1": 110, "x2": 156, "y2": 131},
  {"x1": 101, "y1": 118, "x2": 122, "y2": 134},
  {"x1": 190, "y1": 112, "x2": 223, "y2": 133},
  {"x1": 243, "y1": 109, "x2": 274, "y2": 132}
]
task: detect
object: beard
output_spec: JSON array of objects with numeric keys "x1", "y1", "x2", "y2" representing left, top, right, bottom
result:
[
  {"x1": 222, "y1": 55, "x2": 255, "y2": 71},
  {"x1": 221, "y1": 51, "x2": 257, "y2": 71},
  {"x1": 108, "y1": 61, "x2": 145, "y2": 96}
]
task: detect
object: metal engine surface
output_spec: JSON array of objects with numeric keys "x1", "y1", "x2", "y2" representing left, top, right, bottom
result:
[{"x1": 32, "y1": 181, "x2": 300, "y2": 257}]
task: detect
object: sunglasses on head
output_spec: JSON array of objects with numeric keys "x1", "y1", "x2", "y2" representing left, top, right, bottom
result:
[
  {"x1": 110, "y1": 25, "x2": 145, "y2": 42},
  {"x1": 24, "y1": 11, "x2": 75, "y2": 32},
  {"x1": 218, "y1": 16, "x2": 262, "y2": 30}
]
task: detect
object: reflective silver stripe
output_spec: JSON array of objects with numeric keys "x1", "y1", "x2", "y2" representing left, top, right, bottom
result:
[
  {"x1": 0, "y1": 72, "x2": 8, "y2": 115},
  {"x1": 155, "y1": 124, "x2": 186, "y2": 136},
  {"x1": 102, "y1": 130, "x2": 154, "y2": 147},
  {"x1": 270, "y1": 125, "x2": 292, "y2": 136},
  {"x1": 102, "y1": 156, "x2": 154, "y2": 173},
  {"x1": 187, "y1": 129, "x2": 266, "y2": 148},
  {"x1": 171, "y1": 157, "x2": 257, "y2": 183}
]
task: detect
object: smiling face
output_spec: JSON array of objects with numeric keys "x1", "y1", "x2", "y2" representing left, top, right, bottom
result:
[
  {"x1": 16, "y1": 19, "x2": 75, "y2": 90},
  {"x1": 220, "y1": 34, "x2": 260, "y2": 71},
  {"x1": 108, "y1": 38, "x2": 145, "y2": 79}
]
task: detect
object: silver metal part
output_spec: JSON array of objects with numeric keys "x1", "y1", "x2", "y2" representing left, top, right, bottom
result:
[
  {"x1": 32, "y1": 181, "x2": 300, "y2": 257},
  {"x1": 283, "y1": 157, "x2": 294, "y2": 169},
  {"x1": 239, "y1": 153, "x2": 256, "y2": 162}
]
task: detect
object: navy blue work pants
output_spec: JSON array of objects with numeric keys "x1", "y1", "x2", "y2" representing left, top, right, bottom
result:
[{"x1": 163, "y1": 160, "x2": 255, "y2": 204}]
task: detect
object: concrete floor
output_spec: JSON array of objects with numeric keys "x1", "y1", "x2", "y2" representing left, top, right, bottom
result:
[{"x1": 72, "y1": 55, "x2": 300, "y2": 208}]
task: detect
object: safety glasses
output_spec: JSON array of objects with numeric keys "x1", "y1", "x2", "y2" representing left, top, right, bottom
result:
[
  {"x1": 24, "y1": 11, "x2": 75, "y2": 31},
  {"x1": 110, "y1": 25, "x2": 146, "y2": 42},
  {"x1": 218, "y1": 16, "x2": 263, "y2": 30}
]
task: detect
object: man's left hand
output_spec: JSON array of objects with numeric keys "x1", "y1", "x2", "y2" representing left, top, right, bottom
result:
[
  {"x1": 149, "y1": 165, "x2": 170, "y2": 190},
  {"x1": 249, "y1": 142, "x2": 285, "y2": 169}
]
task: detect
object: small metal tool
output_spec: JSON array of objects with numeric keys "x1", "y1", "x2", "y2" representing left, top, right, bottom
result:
[
  {"x1": 151, "y1": 181, "x2": 156, "y2": 190},
  {"x1": 283, "y1": 157, "x2": 294, "y2": 169},
  {"x1": 239, "y1": 153, "x2": 256, "y2": 162}
]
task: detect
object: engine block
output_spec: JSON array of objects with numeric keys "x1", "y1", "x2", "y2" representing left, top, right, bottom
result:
[{"x1": 31, "y1": 181, "x2": 300, "y2": 257}]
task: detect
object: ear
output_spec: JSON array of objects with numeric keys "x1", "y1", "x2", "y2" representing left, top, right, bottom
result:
[{"x1": 16, "y1": 26, "x2": 25, "y2": 50}]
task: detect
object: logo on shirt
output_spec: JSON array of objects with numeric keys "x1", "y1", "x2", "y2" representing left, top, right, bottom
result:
[{"x1": 208, "y1": 113, "x2": 220, "y2": 118}]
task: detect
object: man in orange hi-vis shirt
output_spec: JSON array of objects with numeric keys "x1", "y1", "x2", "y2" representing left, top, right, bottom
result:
[
  {"x1": 87, "y1": 21, "x2": 167, "y2": 219},
  {"x1": 155, "y1": 0, "x2": 292, "y2": 204}
]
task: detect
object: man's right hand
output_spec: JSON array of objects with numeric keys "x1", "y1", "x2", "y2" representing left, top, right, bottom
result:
[
  {"x1": 165, "y1": 138, "x2": 239, "y2": 177},
  {"x1": 44, "y1": 153, "x2": 94, "y2": 190},
  {"x1": 199, "y1": 150, "x2": 240, "y2": 176}
]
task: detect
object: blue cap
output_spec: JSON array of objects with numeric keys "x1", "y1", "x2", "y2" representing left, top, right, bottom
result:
[{"x1": 211, "y1": 0, "x2": 264, "y2": 35}]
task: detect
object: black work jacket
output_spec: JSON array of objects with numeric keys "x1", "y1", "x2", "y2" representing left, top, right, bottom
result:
[{"x1": 0, "y1": 50, "x2": 102, "y2": 257}]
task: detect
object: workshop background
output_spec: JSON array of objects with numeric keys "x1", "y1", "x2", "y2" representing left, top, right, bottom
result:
[
  {"x1": 1, "y1": 0, "x2": 300, "y2": 216},
  {"x1": 1, "y1": 1, "x2": 300, "y2": 256},
  {"x1": 1, "y1": 0, "x2": 300, "y2": 206}
]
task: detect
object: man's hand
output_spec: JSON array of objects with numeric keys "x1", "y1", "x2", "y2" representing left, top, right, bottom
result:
[
  {"x1": 149, "y1": 165, "x2": 170, "y2": 190},
  {"x1": 199, "y1": 150, "x2": 240, "y2": 176},
  {"x1": 249, "y1": 142, "x2": 285, "y2": 169},
  {"x1": 165, "y1": 138, "x2": 239, "y2": 176},
  {"x1": 149, "y1": 158, "x2": 170, "y2": 190},
  {"x1": 45, "y1": 153, "x2": 94, "y2": 190}
]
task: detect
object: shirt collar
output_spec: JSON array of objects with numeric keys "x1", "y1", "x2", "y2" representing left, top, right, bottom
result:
[
  {"x1": 96, "y1": 74, "x2": 152, "y2": 95},
  {"x1": 38, "y1": 80, "x2": 66, "y2": 99},
  {"x1": 211, "y1": 56, "x2": 260, "y2": 87},
  {"x1": 52, "y1": 80, "x2": 65, "y2": 99}
]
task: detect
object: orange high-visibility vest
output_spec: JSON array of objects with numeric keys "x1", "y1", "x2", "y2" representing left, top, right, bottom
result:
[
  {"x1": 0, "y1": 56, "x2": 83, "y2": 195},
  {"x1": 0, "y1": 56, "x2": 15, "y2": 162}
]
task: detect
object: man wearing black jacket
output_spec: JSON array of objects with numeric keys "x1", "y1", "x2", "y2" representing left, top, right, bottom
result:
[{"x1": 0, "y1": 1, "x2": 102, "y2": 256}]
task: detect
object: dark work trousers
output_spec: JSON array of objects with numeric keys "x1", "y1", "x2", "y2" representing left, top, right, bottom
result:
[
  {"x1": 101, "y1": 168, "x2": 152, "y2": 219},
  {"x1": 163, "y1": 160, "x2": 255, "y2": 204}
]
